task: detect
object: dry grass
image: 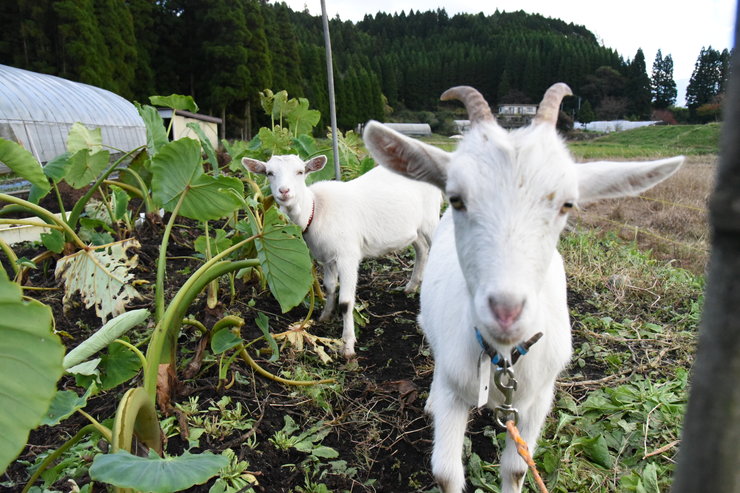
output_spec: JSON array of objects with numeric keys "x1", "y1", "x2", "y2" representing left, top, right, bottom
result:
[{"x1": 572, "y1": 155, "x2": 717, "y2": 275}]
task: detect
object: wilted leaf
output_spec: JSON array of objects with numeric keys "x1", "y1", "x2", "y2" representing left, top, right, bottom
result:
[
  {"x1": 273, "y1": 320, "x2": 342, "y2": 363},
  {"x1": 90, "y1": 450, "x2": 227, "y2": 493},
  {"x1": 55, "y1": 239, "x2": 142, "y2": 322},
  {"x1": 0, "y1": 270, "x2": 63, "y2": 472}
]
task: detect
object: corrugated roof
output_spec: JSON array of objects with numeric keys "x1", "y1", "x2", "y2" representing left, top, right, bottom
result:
[{"x1": 0, "y1": 64, "x2": 146, "y2": 168}]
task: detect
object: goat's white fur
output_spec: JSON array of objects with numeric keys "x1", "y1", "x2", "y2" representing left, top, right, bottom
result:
[
  {"x1": 363, "y1": 83, "x2": 684, "y2": 493},
  {"x1": 242, "y1": 154, "x2": 443, "y2": 358}
]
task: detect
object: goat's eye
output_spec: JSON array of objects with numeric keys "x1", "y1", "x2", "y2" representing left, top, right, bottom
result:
[
  {"x1": 449, "y1": 196, "x2": 466, "y2": 211},
  {"x1": 266, "y1": 171, "x2": 274, "y2": 177},
  {"x1": 560, "y1": 202, "x2": 574, "y2": 214},
  {"x1": 297, "y1": 170, "x2": 304, "y2": 175}
]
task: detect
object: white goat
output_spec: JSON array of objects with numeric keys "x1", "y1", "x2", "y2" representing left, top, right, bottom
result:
[
  {"x1": 242, "y1": 154, "x2": 443, "y2": 358},
  {"x1": 363, "y1": 83, "x2": 684, "y2": 493}
]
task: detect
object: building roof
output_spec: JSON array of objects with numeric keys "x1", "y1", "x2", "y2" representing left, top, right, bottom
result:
[{"x1": 0, "y1": 64, "x2": 146, "y2": 168}]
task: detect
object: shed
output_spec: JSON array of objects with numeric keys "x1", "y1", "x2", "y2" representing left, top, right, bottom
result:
[
  {"x1": 157, "y1": 109, "x2": 222, "y2": 149},
  {"x1": 0, "y1": 64, "x2": 146, "y2": 172},
  {"x1": 382, "y1": 123, "x2": 432, "y2": 137}
]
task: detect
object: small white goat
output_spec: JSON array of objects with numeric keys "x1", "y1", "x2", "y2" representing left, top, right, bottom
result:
[
  {"x1": 363, "y1": 83, "x2": 683, "y2": 493},
  {"x1": 242, "y1": 154, "x2": 443, "y2": 358}
]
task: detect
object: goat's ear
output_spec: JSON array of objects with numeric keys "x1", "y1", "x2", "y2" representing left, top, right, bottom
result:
[
  {"x1": 576, "y1": 156, "x2": 684, "y2": 204},
  {"x1": 242, "y1": 157, "x2": 267, "y2": 175},
  {"x1": 305, "y1": 155, "x2": 327, "y2": 173},
  {"x1": 363, "y1": 121, "x2": 450, "y2": 190}
]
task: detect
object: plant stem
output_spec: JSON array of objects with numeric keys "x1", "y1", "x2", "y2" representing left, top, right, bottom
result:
[
  {"x1": 0, "y1": 219, "x2": 64, "y2": 230},
  {"x1": 0, "y1": 193, "x2": 86, "y2": 249},
  {"x1": 236, "y1": 344, "x2": 335, "y2": 386},
  {"x1": 21, "y1": 424, "x2": 100, "y2": 493},
  {"x1": 143, "y1": 256, "x2": 259, "y2": 400},
  {"x1": 113, "y1": 338, "x2": 148, "y2": 369},
  {"x1": 66, "y1": 147, "x2": 144, "y2": 229},
  {"x1": 154, "y1": 191, "x2": 187, "y2": 321},
  {"x1": 0, "y1": 237, "x2": 18, "y2": 277}
]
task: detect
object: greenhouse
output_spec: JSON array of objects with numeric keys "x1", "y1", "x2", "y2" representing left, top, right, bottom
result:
[{"x1": 0, "y1": 64, "x2": 145, "y2": 172}]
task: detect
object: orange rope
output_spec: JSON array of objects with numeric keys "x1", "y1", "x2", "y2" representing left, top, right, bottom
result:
[{"x1": 505, "y1": 420, "x2": 549, "y2": 493}]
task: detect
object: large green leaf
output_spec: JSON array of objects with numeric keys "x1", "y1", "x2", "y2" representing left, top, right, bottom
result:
[
  {"x1": 99, "y1": 338, "x2": 142, "y2": 390},
  {"x1": 0, "y1": 138, "x2": 50, "y2": 194},
  {"x1": 67, "y1": 122, "x2": 103, "y2": 155},
  {"x1": 149, "y1": 94, "x2": 199, "y2": 113},
  {"x1": 151, "y1": 138, "x2": 243, "y2": 221},
  {"x1": 286, "y1": 98, "x2": 320, "y2": 136},
  {"x1": 136, "y1": 103, "x2": 169, "y2": 156},
  {"x1": 41, "y1": 388, "x2": 91, "y2": 426},
  {"x1": 65, "y1": 149, "x2": 111, "y2": 189},
  {"x1": 90, "y1": 450, "x2": 228, "y2": 493},
  {"x1": 254, "y1": 206, "x2": 313, "y2": 313},
  {"x1": 0, "y1": 270, "x2": 63, "y2": 472}
]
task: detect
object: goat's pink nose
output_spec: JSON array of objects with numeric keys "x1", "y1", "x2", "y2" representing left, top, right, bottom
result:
[
  {"x1": 489, "y1": 296, "x2": 524, "y2": 329},
  {"x1": 278, "y1": 186, "x2": 290, "y2": 195}
]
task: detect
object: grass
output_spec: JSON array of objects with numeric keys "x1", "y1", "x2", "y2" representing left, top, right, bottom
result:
[{"x1": 568, "y1": 124, "x2": 721, "y2": 159}]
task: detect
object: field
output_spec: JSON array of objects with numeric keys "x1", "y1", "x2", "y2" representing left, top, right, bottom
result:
[{"x1": 2, "y1": 123, "x2": 715, "y2": 493}]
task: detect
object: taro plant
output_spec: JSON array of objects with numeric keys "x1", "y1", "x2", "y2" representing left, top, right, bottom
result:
[{"x1": 2, "y1": 91, "x2": 342, "y2": 492}]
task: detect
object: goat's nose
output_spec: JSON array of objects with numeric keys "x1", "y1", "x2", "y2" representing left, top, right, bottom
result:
[
  {"x1": 488, "y1": 295, "x2": 525, "y2": 329},
  {"x1": 278, "y1": 186, "x2": 290, "y2": 195}
]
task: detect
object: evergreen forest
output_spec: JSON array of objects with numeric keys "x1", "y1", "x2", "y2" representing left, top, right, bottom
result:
[{"x1": 0, "y1": 0, "x2": 731, "y2": 138}]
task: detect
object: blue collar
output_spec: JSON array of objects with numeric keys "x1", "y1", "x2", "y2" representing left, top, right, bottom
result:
[{"x1": 475, "y1": 327, "x2": 543, "y2": 367}]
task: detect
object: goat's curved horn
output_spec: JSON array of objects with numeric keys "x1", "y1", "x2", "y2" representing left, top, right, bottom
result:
[
  {"x1": 534, "y1": 83, "x2": 573, "y2": 125},
  {"x1": 440, "y1": 86, "x2": 494, "y2": 124}
]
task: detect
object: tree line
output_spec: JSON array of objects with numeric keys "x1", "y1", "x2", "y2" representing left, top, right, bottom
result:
[{"x1": 0, "y1": 1, "x2": 731, "y2": 138}]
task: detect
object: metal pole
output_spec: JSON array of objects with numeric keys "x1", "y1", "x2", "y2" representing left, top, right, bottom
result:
[{"x1": 320, "y1": 0, "x2": 341, "y2": 180}]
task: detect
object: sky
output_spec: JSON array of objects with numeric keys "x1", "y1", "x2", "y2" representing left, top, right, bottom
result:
[{"x1": 280, "y1": 0, "x2": 737, "y2": 105}]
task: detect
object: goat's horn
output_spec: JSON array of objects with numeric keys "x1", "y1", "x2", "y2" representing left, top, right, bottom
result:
[
  {"x1": 440, "y1": 86, "x2": 494, "y2": 124},
  {"x1": 534, "y1": 83, "x2": 573, "y2": 125}
]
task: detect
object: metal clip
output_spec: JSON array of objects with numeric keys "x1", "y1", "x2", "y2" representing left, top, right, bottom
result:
[{"x1": 493, "y1": 363, "x2": 519, "y2": 427}]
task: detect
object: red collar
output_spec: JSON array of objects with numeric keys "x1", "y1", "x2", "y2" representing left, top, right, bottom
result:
[{"x1": 303, "y1": 200, "x2": 315, "y2": 234}]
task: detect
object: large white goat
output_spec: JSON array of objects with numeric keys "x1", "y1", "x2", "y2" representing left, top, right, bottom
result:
[
  {"x1": 363, "y1": 83, "x2": 684, "y2": 493},
  {"x1": 242, "y1": 154, "x2": 443, "y2": 358}
]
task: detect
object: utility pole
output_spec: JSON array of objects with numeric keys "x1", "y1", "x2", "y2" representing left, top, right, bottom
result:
[{"x1": 321, "y1": 0, "x2": 341, "y2": 180}]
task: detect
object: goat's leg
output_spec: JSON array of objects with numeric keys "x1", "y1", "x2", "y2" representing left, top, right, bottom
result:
[
  {"x1": 500, "y1": 388, "x2": 554, "y2": 493},
  {"x1": 429, "y1": 385, "x2": 469, "y2": 493},
  {"x1": 319, "y1": 262, "x2": 338, "y2": 322},
  {"x1": 336, "y1": 257, "x2": 359, "y2": 358},
  {"x1": 405, "y1": 234, "x2": 430, "y2": 293}
]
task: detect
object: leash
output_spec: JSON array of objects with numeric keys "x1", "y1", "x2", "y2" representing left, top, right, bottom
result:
[
  {"x1": 475, "y1": 328, "x2": 549, "y2": 493},
  {"x1": 505, "y1": 419, "x2": 549, "y2": 493}
]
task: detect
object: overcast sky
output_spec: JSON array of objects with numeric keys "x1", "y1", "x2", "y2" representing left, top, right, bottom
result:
[{"x1": 279, "y1": 0, "x2": 737, "y2": 104}]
